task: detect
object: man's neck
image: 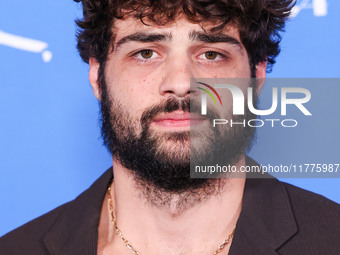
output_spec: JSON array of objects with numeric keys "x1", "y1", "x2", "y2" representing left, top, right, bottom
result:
[{"x1": 97, "y1": 157, "x2": 246, "y2": 255}]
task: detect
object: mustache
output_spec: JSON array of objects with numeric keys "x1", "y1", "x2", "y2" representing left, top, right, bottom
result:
[{"x1": 140, "y1": 97, "x2": 220, "y2": 127}]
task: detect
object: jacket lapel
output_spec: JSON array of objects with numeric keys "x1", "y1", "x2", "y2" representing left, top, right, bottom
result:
[
  {"x1": 42, "y1": 169, "x2": 113, "y2": 255},
  {"x1": 229, "y1": 159, "x2": 298, "y2": 254}
]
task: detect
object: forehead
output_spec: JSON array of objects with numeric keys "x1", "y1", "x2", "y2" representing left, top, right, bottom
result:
[{"x1": 112, "y1": 16, "x2": 242, "y2": 43}]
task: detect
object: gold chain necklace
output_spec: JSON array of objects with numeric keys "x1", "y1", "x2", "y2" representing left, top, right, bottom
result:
[{"x1": 107, "y1": 181, "x2": 236, "y2": 255}]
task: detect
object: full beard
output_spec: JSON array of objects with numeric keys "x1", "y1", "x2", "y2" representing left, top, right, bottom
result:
[{"x1": 99, "y1": 75, "x2": 257, "y2": 212}]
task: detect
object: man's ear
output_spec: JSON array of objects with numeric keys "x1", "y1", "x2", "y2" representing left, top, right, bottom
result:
[
  {"x1": 255, "y1": 61, "x2": 267, "y2": 95},
  {"x1": 89, "y1": 57, "x2": 101, "y2": 101}
]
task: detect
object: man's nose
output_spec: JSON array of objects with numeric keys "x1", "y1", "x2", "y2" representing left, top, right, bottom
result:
[{"x1": 158, "y1": 59, "x2": 194, "y2": 98}]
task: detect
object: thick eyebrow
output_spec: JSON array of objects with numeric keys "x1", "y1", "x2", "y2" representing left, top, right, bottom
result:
[
  {"x1": 114, "y1": 30, "x2": 243, "y2": 53},
  {"x1": 189, "y1": 30, "x2": 243, "y2": 52},
  {"x1": 115, "y1": 32, "x2": 173, "y2": 50}
]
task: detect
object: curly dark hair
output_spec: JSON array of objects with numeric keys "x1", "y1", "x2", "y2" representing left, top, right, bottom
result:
[{"x1": 74, "y1": 0, "x2": 295, "y2": 73}]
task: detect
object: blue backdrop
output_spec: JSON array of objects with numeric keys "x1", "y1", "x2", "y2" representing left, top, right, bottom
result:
[{"x1": 1, "y1": 0, "x2": 339, "y2": 236}]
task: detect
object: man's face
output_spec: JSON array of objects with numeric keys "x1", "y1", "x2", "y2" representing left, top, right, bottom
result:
[
  {"x1": 90, "y1": 16, "x2": 265, "y2": 196},
  {"x1": 104, "y1": 17, "x2": 252, "y2": 127}
]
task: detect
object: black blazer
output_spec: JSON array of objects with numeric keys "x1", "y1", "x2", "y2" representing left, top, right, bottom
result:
[{"x1": 1, "y1": 158, "x2": 339, "y2": 255}]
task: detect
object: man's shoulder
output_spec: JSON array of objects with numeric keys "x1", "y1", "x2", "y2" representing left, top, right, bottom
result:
[
  {"x1": 276, "y1": 180, "x2": 340, "y2": 252},
  {"x1": 280, "y1": 180, "x2": 340, "y2": 219},
  {"x1": 234, "y1": 175, "x2": 340, "y2": 254},
  {"x1": 0, "y1": 168, "x2": 113, "y2": 255},
  {"x1": 246, "y1": 157, "x2": 339, "y2": 215},
  {"x1": 0, "y1": 201, "x2": 72, "y2": 254},
  {"x1": 244, "y1": 170, "x2": 339, "y2": 223}
]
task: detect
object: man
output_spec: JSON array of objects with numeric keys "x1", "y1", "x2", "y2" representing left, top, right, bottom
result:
[{"x1": 1, "y1": 0, "x2": 339, "y2": 254}]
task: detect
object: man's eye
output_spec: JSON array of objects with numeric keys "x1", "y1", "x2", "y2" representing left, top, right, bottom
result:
[
  {"x1": 205, "y1": 51, "x2": 218, "y2": 60},
  {"x1": 134, "y1": 49, "x2": 159, "y2": 60},
  {"x1": 199, "y1": 51, "x2": 225, "y2": 61},
  {"x1": 140, "y1": 50, "x2": 153, "y2": 59}
]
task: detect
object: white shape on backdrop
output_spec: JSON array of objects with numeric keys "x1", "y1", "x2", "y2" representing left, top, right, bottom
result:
[
  {"x1": 291, "y1": 0, "x2": 328, "y2": 18},
  {"x1": 0, "y1": 30, "x2": 52, "y2": 63}
]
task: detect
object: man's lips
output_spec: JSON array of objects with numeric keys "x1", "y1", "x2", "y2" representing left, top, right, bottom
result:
[{"x1": 152, "y1": 112, "x2": 206, "y2": 127}]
